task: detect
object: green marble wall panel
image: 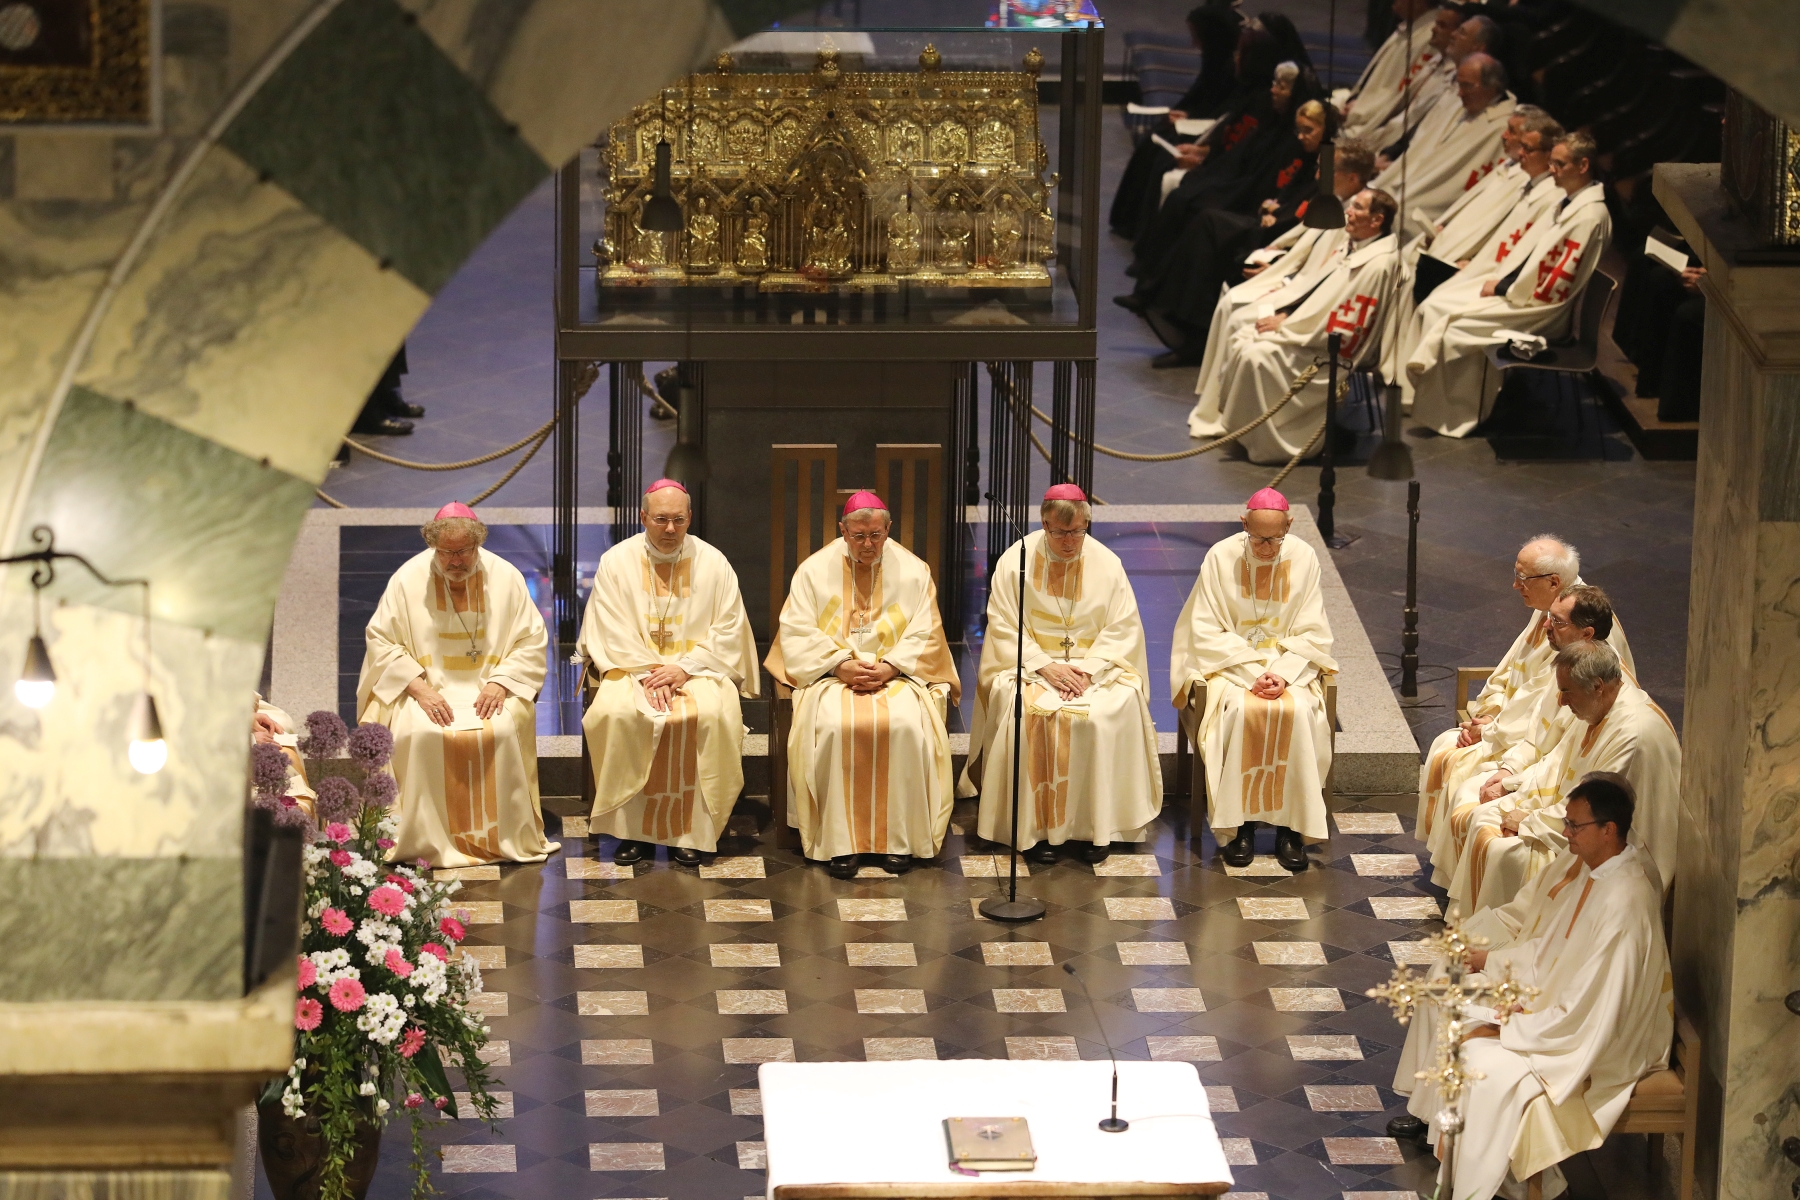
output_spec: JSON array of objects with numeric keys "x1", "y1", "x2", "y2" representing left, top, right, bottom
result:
[
  {"x1": 0, "y1": 595, "x2": 261, "y2": 859},
  {"x1": 75, "y1": 147, "x2": 430, "y2": 485},
  {"x1": 0, "y1": 858, "x2": 240, "y2": 1001},
  {"x1": 11, "y1": 386, "x2": 313, "y2": 644},
  {"x1": 400, "y1": 0, "x2": 738, "y2": 166},
  {"x1": 219, "y1": 0, "x2": 550, "y2": 296}
]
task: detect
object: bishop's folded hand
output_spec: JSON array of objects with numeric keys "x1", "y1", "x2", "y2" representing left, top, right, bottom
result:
[
  {"x1": 1250, "y1": 671, "x2": 1288, "y2": 699},
  {"x1": 642, "y1": 663, "x2": 691, "y2": 693},
  {"x1": 1455, "y1": 713, "x2": 1490, "y2": 748},
  {"x1": 1038, "y1": 662, "x2": 1091, "y2": 700},
  {"x1": 1478, "y1": 767, "x2": 1513, "y2": 804}
]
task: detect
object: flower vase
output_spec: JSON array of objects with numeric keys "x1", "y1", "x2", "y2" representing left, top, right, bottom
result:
[{"x1": 256, "y1": 1099, "x2": 383, "y2": 1200}]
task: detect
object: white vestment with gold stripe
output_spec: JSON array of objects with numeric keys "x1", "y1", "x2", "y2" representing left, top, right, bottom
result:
[
  {"x1": 966, "y1": 531, "x2": 1162, "y2": 849},
  {"x1": 768, "y1": 540, "x2": 961, "y2": 860},
  {"x1": 357, "y1": 548, "x2": 557, "y2": 868},
  {"x1": 1172, "y1": 531, "x2": 1337, "y2": 838},
  {"x1": 580, "y1": 533, "x2": 758, "y2": 852}
]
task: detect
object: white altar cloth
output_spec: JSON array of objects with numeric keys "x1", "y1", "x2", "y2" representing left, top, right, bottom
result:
[{"x1": 760, "y1": 1060, "x2": 1232, "y2": 1196}]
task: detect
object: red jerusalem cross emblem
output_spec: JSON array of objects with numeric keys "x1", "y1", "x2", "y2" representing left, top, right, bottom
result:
[
  {"x1": 1325, "y1": 293, "x2": 1381, "y2": 359},
  {"x1": 1495, "y1": 222, "x2": 1534, "y2": 264},
  {"x1": 1533, "y1": 238, "x2": 1584, "y2": 302}
]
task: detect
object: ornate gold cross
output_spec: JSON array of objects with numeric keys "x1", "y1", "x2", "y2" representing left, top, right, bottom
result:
[
  {"x1": 649, "y1": 621, "x2": 674, "y2": 653},
  {"x1": 1059, "y1": 635, "x2": 1075, "y2": 660}
]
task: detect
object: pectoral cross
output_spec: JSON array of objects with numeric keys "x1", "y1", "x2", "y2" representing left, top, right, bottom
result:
[
  {"x1": 649, "y1": 621, "x2": 674, "y2": 653},
  {"x1": 1059, "y1": 636, "x2": 1075, "y2": 660}
]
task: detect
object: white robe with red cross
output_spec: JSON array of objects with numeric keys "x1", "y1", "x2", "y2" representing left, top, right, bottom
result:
[
  {"x1": 1338, "y1": 16, "x2": 1442, "y2": 141},
  {"x1": 1406, "y1": 182, "x2": 1611, "y2": 437},
  {"x1": 1369, "y1": 94, "x2": 1517, "y2": 239},
  {"x1": 1215, "y1": 233, "x2": 1403, "y2": 464}
]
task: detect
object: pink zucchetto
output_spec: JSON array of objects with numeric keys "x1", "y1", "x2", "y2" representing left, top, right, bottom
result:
[
  {"x1": 1043, "y1": 483, "x2": 1086, "y2": 502},
  {"x1": 434, "y1": 501, "x2": 479, "y2": 521},
  {"x1": 1245, "y1": 488, "x2": 1290, "y2": 512},
  {"x1": 843, "y1": 490, "x2": 887, "y2": 516},
  {"x1": 644, "y1": 478, "x2": 688, "y2": 495}
]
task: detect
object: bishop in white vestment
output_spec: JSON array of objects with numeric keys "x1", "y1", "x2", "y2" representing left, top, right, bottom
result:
[
  {"x1": 580, "y1": 480, "x2": 758, "y2": 865},
  {"x1": 1408, "y1": 779, "x2": 1671, "y2": 1200},
  {"x1": 1368, "y1": 55, "x2": 1515, "y2": 239},
  {"x1": 767, "y1": 492, "x2": 961, "y2": 878},
  {"x1": 1446, "y1": 640, "x2": 1679, "y2": 913},
  {"x1": 1407, "y1": 136, "x2": 1612, "y2": 436},
  {"x1": 1171, "y1": 489, "x2": 1336, "y2": 871},
  {"x1": 965, "y1": 485, "x2": 1162, "y2": 865},
  {"x1": 357, "y1": 502, "x2": 558, "y2": 868},
  {"x1": 1214, "y1": 189, "x2": 1403, "y2": 465}
]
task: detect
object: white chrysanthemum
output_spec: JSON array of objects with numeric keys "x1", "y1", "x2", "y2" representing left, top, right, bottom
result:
[
  {"x1": 356, "y1": 991, "x2": 407, "y2": 1045},
  {"x1": 344, "y1": 857, "x2": 379, "y2": 884},
  {"x1": 358, "y1": 1081, "x2": 377, "y2": 1096},
  {"x1": 308, "y1": 949, "x2": 360, "y2": 986}
]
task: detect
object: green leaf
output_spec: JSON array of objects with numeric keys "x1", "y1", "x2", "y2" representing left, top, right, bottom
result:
[
  {"x1": 258, "y1": 1075, "x2": 287, "y2": 1107},
  {"x1": 415, "y1": 1044, "x2": 457, "y2": 1118}
]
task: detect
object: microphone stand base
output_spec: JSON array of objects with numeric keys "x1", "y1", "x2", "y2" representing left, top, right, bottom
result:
[
  {"x1": 978, "y1": 895, "x2": 1047, "y2": 922},
  {"x1": 1098, "y1": 1117, "x2": 1130, "y2": 1133}
]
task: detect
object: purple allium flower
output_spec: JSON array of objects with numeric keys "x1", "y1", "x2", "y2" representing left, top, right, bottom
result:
[
  {"x1": 314, "y1": 776, "x2": 360, "y2": 822},
  {"x1": 347, "y1": 723, "x2": 394, "y2": 770},
  {"x1": 250, "y1": 743, "x2": 291, "y2": 797},
  {"x1": 360, "y1": 770, "x2": 398, "y2": 809},
  {"x1": 302, "y1": 710, "x2": 348, "y2": 758}
]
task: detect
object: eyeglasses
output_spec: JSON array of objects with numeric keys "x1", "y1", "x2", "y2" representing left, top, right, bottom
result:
[
  {"x1": 1248, "y1": 534, "x2": 1286, "y2": 548},
  {"x1": 646, "y1": 515, "x2": 689, "y2": 528},
  {"x1": 1043, "y1": 526, "x2": 1090, "y2": 540},
  {"x1": 1561, "y1": 818, "x2": 1601, "y2": 833},
  {"x1": 436, "y1": 546, "x2": 478, "y2": 560},
  {"x1": 844, "y1": 531, "x2": 888, "y2": 545},
  {"x1": 1546, "y1": 612, "x2": 1572, "y2": 629},
  {"x1": 1513, "y1": 571, "x2": 1554, "y2": 585}
]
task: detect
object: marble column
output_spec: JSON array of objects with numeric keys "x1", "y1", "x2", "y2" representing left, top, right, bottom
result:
[{"x1": 1657, "y1": 162, "x2": 1800, "y2": 1200}]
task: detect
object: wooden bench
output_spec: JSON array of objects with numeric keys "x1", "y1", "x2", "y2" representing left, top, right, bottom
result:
[
  {"x1": 767, "y1": 443, "x2": 943, "y2": 853},
  {"x1": 1171, "y1": 679, "x2": 1338, "y2": 831},
  {"x1": 1522, "y1": 1005, "x2": 1698, "y2": 1200}
]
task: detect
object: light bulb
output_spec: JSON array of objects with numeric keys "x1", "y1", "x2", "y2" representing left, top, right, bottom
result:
[
  {"x1": 129, "y1": 737, "x2": 168, "y2": 774},
  {"x1": 128, "y1": 692, "x2": 167, "y2": 775},
  {"x1": 16, "y1": 632, "x2": 55, "y2": 708}
]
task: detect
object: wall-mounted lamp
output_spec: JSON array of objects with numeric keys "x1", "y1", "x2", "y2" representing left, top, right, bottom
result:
[{"x1": 3, "y1": 525, "x2": 163, "y2": 774}]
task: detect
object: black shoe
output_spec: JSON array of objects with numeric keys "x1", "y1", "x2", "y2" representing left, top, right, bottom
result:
[
  {"x1": 1024, "y1": 842, "x2": 1058, "y2": 865},
  {"x1": 1220, "y1": 823, "x2": 1255, "y2": 868},
  {"x1": 352, "y1": 415, "x2": 414, "y2": 436},
  {"x1": 333, "y1": 442, "x2": 350, "y2": 465},
  {"x1": 1112, "y1": 292, "x2": 1148, "y2": 314},
  {"x1": 1151, "y1": 349, "x2": 1201, "y2": 370},
  {"x1": 882, "y1": 854, "x2": 912, "y2": 875},
  {"x1": 1387, "y1": 1114, "x2": 1428, "y2": 1140},
  {"x1": 1081, "y1": 843, "x2": 1111, "y2": 864},
  {"x1": 827, "y1": 855, "x2": 859, "y2": 879},
  {"x1": 671, "y1": 846, "x2": 702, "y2": 866},
  {"x1": 612, "y1": 839, "x2": 648, "y2": 864},
  {"x1": 1275, "y1": 827, "x2": 1309, "y2": 872},
  {"x1": 385, "y1": 400, "x2": 426, "y2": 419}
]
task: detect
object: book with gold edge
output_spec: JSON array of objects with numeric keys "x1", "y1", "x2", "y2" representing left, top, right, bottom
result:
[{"x1": 943, "y1": 1117, "x2": 1037, "y2": 1172}]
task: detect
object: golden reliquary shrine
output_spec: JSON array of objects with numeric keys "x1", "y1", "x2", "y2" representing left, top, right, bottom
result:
[{"x1": 595, "y1": 44, "x2": 1060, "y2": 291}]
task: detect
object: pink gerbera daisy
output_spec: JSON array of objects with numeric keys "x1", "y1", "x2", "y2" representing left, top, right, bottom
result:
[
  {"x1": 294, "y1": 997, "x2": 323, "y2": 1031},
  {"x1": 385, "y1": 949, "x2": 414, "y2": 978},
  {"x1": 327, "y1": 978, "x2": 366, "y2": 1012},
  {"x1": 296, "y1": 956, "x2": 317, "y2": 989},
  {"x1": 320, "y1": 908, "x2": 353, "y2": 937},
  {"x1": 368, "y1": 885, "x2": 407, "y2": 916},
  {"x1": 420, "y1": 942, "x2": 449, "y2": 961},
  {"x1": 399, "y1": 1026, "x2": 427, "y2": 1058},
  {"x1": 438, "y1": 917, "x2": 467, "y2": 942}
]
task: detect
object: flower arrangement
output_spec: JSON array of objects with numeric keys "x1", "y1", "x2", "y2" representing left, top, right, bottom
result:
[{"x1": 253, "y1": 712, "x2": 501, "y2": 1200}]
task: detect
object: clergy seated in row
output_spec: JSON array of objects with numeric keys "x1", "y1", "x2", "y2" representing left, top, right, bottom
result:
[
  {"x1": 1405, "y1": 132, "x2": 1612, "y2": 437},
  {"x1": 357, "y1": 502, "x2": 558, "y2": 868},
  {"x1": 1334, "y1": 0, "x2": 1441, "y2": 144},
  {"x1": 1417, "y1": 538, "x2": 1633, "y2": 873},
  {"x1": 1367, "y1": 53, "x2": 1515, "y2": 241},
  {"x1": 1368, "y1": 14, "x2": 1508, "y2": 161},
  {"x1": 767, "y1": 492, "x2": 961, "y2": 880},
  {"x1": 963, "y1": 485, "x2": 1163, "y2": 866},
  {"x1": 1197, "y1": 187, "x2": 1402, "y2": 465},
  {"x1": 1443, "y1": 638, "x2": 1679, "y2": 914},
  {"x1": 1377, "y1": 105, "x2": 1563, "y2": 383},
  {"x1": 252, "y1": 693, "x2": 315, "y2": 812},
  {"x1": 1390, "y1": 774, "x2": 1672, "y2": 1200},
  {"x1": 580, "y1": 480, "x2": 758, "y2": 867},
  {"x1": 1171, "y1": 488, "x2": 1336, "y2": 871},
  {"x1": 1127, "y1": 116, "x2": 1374, "y2": 369},
  {"x1": 1107, "y1": 5, "x2": 1246, "y2": 238}
]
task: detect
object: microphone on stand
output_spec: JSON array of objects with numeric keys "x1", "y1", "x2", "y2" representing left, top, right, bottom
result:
[{"x1": 1063, "y1": 962, "x2": 1129, "y2": 1133}]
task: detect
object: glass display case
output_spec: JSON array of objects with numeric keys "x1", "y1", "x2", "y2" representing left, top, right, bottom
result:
[{"x1": 555, "y1": 9, "x2": 1103, "y2": 361}]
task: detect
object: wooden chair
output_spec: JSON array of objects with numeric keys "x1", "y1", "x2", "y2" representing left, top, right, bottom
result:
[
  {"x1": 1456, "y1": 667, "x2": 1495, "y2": 723},
  {"x1": 1172, "y1": 678, "x2": 1338, "y2": 832},
  {"x1": 768, "y1": 444, "x2": 945, "y2": 853},
  {"x1": 1524, "y1": 1006, "x2": 1700, "y2": 1200}
]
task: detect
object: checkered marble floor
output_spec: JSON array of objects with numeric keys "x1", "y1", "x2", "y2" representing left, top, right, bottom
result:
[{"x1": 278, "y1": 797, "x2": 1477, "y2": 1200}]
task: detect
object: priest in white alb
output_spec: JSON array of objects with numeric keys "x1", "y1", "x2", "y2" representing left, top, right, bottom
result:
[
  {"x1": 1171, "y1": 488, "x2": 1336, "y2": 872},
  {"x1": 1447, "y1": 639, "x2": 1679, "y2": 914},
  {"x1": 1212, "y1": 188, "x2": 1403, "y2": 464},
  {"x1": 1416, "y1": 537, "x2": 1633, "y2": 873},
  {"x1": 579, "y1": 479, "x2": 758, "y2": 867},
  {"x1": 1368, "y1": 54, "x2": 1515, "y2": 239},
  {"x1": 767, "y1": 491, "x2": 961, "y2": 879},
  {"x1": 357, "y1": 502, "x2": 558, "y2": 868},
  {"x1": 964, "y1": 485, "x2": 1162, "y2": 866},
  {"x1": 1407, "y1": 132, "x2": 1612, "y2": 437},
  {"x1": 1390, "y1": 775, "x2": 1671, "y2": 1200}
]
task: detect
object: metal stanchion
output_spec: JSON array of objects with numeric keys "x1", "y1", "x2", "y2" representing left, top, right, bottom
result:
[
  {"x1": 1316, "y1": 334, "x2": 1355, "y2": 549},
  {"x1": 1398, "y1": 478, "x2": 1436, "y2": 706}
]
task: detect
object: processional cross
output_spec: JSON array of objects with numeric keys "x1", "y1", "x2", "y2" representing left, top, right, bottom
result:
[{"x1": 1364, "y1": 907, "x2": 1539, "y2": 1189}]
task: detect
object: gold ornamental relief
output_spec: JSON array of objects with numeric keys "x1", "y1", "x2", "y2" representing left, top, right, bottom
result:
[
  {"x1": 0, "y1": 0, "x2": 153, "y2": 125},
  {"x1": 597, "y1": 49, "x2": 1057, "y2": 290}
]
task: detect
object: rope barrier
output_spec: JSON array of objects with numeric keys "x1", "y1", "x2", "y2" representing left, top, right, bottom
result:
[{"x1": 341, "y1": 420, "x2": 553, "y2": 471}]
